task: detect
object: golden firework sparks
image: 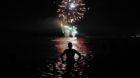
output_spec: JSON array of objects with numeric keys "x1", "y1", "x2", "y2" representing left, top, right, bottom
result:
[{"x1": 57, "y1": 0, "x2": 87, "y2": 24}]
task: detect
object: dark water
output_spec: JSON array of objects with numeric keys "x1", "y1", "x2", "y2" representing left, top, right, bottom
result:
[
  {"x1": 2, "y1": 34, "x2": 140, "y2": 78},
  {"x1": 32, "y1": 37, "x2": 95, "y2": 78}
]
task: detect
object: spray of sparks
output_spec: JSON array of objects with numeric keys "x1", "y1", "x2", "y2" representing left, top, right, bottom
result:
[{"x1": 57, "y1": 0, "x2": 86, "y2": 23}]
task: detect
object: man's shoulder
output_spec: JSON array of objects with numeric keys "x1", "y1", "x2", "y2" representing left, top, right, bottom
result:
[
  {"x1": 72, "y1": 49, "x2": 78, "y2": 52},
  {"x1": 64, "y1": 49, "x2": 76, "y2": 51}
]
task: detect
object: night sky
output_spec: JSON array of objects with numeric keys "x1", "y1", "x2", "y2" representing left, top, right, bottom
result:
[
  {"x1": 4, "y1": 0, "x2": 140, "y2": 36},
  {"x1": 1, "y1": 0, "x2": 140, "y2": 78}
]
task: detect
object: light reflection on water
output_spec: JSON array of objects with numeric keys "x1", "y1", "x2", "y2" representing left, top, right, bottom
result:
[
  {"x1": 52, "y1": 37, "x2": 92, "y2": 58},
  {"x1": 36, "y1": 37, "x2": 94, "y2": 78}
]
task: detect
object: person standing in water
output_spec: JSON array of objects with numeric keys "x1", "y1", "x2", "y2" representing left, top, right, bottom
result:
[{"x1": 61, "y1": 42, "x2": 81, "y2": 74}]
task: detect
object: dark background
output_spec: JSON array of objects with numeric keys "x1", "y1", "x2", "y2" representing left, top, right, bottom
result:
[
  {"x1": 4, "y1": 0, "x2": 140, "y2": 35},
  {"x1": 1, "y1": 0, "x2": 140, "y2": 78}
]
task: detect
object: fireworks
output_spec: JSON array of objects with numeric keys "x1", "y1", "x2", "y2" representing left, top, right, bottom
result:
[
  {"x1": 56, "y1": 0, "x2": 87, "y2": 37},
  {"x1": 63, "y1": 25, "x2": 78, "y2": 37},
  {"x1": 57, "y1": 0, "x2": 86, "y2": 23}
]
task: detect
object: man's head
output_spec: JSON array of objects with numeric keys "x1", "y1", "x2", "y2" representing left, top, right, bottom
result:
[{"x1": 68, "y1": 42, "x2": 72, "y2": 49}]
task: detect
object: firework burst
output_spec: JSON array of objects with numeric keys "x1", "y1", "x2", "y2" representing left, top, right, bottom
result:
[{"x1": 57, "y1": 0, "x2": 86, "y2": 23}]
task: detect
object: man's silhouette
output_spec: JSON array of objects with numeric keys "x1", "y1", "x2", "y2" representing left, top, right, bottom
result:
[{"x1": 61, "y1": 42, "x2": 81, "y2": 74}]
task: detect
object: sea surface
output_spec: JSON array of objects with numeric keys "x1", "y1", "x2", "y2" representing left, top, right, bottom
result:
[{"x1": 2, "y1": 35, "x2": 140, "y2": 78}]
